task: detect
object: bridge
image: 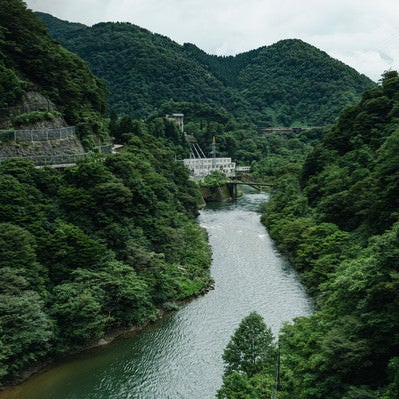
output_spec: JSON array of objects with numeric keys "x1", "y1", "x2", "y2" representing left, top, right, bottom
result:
[
  {"x1": 257, "y1": 126, "x2": 322, "y2": 136},
  {"x1": 226, "y1": 180, "x2": 273, "y2": 200},
  {"x1": 232, "y1": 181, "x2": 273, "y2": 188},
  {"x1": 0, "y1": 126, "x2": 76, "y2": 142}
]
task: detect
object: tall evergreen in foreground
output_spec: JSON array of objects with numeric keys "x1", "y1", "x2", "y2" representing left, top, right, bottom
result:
[{"x1": 217, "y1": 312, "x2": 277, "y2": 399}]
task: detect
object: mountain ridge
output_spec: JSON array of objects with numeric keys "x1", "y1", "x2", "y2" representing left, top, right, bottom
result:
[{"x1": 36, "y1": 12, "x2": 376, "y2": 126}]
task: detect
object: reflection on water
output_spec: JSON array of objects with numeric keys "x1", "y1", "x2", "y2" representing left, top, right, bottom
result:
[{"x1": 1, "y1": 187, "x2": 312, "y2": 399}]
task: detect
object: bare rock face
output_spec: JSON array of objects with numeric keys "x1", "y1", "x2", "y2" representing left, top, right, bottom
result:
[
  {"x1": 0, "y1": 91, "x2": 86, "y2": 164},
  {"x1": 0, "y1": 135, "x2": 85, "y2": 159},
  {"x1": 0, "y1": 91, "x2": 67, "y2": 129},
  {"x1": 22, "y1": 91, "x2": 56, "y2": 113}
]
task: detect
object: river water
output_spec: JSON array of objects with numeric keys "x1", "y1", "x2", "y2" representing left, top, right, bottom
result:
[{"x1": 1, "y1": 188, "x2": 312, "y2": 399}]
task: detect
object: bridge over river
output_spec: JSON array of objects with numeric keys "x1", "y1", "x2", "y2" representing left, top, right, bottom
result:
[{"x1": 226, "y1": 180, "x2": 273, "y2": 200}]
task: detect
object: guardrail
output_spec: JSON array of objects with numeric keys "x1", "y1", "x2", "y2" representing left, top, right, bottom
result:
[
  {"x1": 0, "y1": 126, "x2": 75, "y2": 142},
  {"x1": 0, "y1": 153, "x2": 87, "y2": 166}
]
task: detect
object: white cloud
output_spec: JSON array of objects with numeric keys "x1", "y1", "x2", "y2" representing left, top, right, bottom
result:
[{"x1": 25, "y1": 0, "x2": 399, "y2": 81}]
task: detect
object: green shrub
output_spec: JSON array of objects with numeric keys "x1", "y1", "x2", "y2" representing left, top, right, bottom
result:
[{"x1": 13, "y1": 110, "x2": 61, "y2": 126}]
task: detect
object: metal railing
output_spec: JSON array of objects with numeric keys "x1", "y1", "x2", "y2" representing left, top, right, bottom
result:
[
  {"x1": 0, "y1": 126, "x2": 76, "y2": 142},
  {"x1": 0, "y1": 153, "x2": 88, "y2": 166}
]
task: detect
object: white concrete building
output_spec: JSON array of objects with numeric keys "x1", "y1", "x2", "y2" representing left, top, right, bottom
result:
[{"x1": 183, "y1": 157, "x2": 236, "y2": 178}]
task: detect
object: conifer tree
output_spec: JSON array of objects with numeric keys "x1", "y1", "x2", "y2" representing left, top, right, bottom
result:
[{"x1": 223, "y1": 312, "x2": 276, "y2": 378}]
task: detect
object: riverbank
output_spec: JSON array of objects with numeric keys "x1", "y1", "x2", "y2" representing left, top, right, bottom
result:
[
  {"x1": 0, "y1": 276, "x2": 215, "y2": 394},
  {"x1": 1, "y1": 190, "x2": 311, "y2": 399},
  {"x1": 0, "y1": 316, "x2": 156, "y2": 391},
  {"x1": 200, "y1": 184, "x2": 231, "y2": 202}
]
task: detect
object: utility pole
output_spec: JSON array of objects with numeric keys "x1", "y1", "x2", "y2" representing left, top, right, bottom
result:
[
  {"x1": 211, "y1": 135, "x2": 216, "y2": 168},
  {"x1": 272, "y1": 343, "x2": 280, "y2": 399}
]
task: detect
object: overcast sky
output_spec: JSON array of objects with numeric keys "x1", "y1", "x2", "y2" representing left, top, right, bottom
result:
[{"x1": 25, "y1": 0, "x2": 399, "y2": 82}]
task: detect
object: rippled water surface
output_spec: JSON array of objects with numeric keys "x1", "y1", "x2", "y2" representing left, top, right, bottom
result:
[{"x1": 2, "y1": 189, "x2": 312, "y2": 399}]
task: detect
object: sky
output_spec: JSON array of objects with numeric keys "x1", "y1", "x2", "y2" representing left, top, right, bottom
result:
[{"x1": 25, "y1": 0, "x2": 399, "y2": 82}]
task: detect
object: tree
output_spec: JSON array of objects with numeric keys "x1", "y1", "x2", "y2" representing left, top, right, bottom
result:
[
  {"x1": 0, "y1": 290, "x2": 53, "y2": 380},
  {"x1": 217, "y1": 312, "x2": 277, "y2": 398},
  {"x1": 43, "y1": 220, "x2": 107, "y2": 284},
  {"x1": 216, "y1": 372, "x2": 258, "y2": 399},
  {"x1": 51, "y1": 280, "x2": 108, "y2": 349},
  {"x1": 0, "y1": 223, "x2": 48, "y2": 297},
  {"x1": 0, "y1": 63, "x2": 24, "y2": 107},
  {"x1": 383, "y1": 357, "x2": 399, "y2": 399},
  {"x1": 222, "y1": 312, "x2": 276, "y2": 378},
  {"x1": 72, "y1": 261, "x2": 155, "y2": 326}
]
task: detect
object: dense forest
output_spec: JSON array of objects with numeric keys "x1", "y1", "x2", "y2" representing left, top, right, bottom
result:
[
  {"x1": 252, "y1": 71, "x2": 399, "y2": 398},
  {"x1": 212, "y1": 71, "x2": 399, "y2": 399},
  {"x1": 108, "y1": 100, "x2": 322, "y2": 169},
  {"x1": 0, "y1": 0, "x2": 211, "y2": 386},
  {"x1": 0, "y1": 137, "x2": 212, "y2": 385},
  {"x1": 0, "y1": 1, "x2": 109, "y2": 147},
  {"x1": 2, "y1": 1, "x2": 399, "y2": 398},
  {"x1": 37, "y1": 12, "x2": 375, "y2": 126}
]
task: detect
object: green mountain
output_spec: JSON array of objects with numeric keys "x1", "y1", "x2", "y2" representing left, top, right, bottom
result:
[
  {"x1": 37, "y1": 12, "x2": 375, "y2": 126},
  {"x1": 0, "y1": 2, "x2": 108, "y2": 145}
]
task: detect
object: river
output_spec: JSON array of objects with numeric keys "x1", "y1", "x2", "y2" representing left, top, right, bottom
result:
[{"x1": 1, "y1": 188, "x2": 312, "y2": 399}]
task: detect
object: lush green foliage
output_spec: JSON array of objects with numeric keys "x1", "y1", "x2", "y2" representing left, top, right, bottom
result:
[
  {"x1": 0, "y1": 132, "x2": 211, "y2": 385},
  {"x1": 109, "y1": 110, "x2": 190, "y2": 159},
  {"x1": 0, "y1": 0, "x2": 108, "y2": 142},
  {"x1": 199, "y1": 171, "x2": 229, "y2": 187},
  {"x1": 38, "y1": 12, "x2": 375, "y2": 126},
  {"x1": 259, "y1": 71, "x2": 399, "y2": 398},
  {"x1": 13, "y1": 110, "x2": 61, "y2": 126},
  {"x1": 0, "y1": 5, "x2": 213, "y2": 385},
  {"x1": 217, "y1": 312, "x2": 277, "y2": 399},
  {"x1": 108, "y1": 101, "x2": 322, "y2": 174},
  {"x1": 0, "y1": 63, "x2": 24, "y2": 108},
  {"x1": 3, "y1": 4, "x2": 396, "y2": 397}
]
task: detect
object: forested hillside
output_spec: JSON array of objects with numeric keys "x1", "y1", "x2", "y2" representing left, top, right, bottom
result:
[
  {"x1": 0, "y1": 1, "x2": 108, "y2": 144},
  {"x1": 0, "y1": 0, "x2": 211, "y2": 386},
  {"x1": 256, "y1": 71, "x2": 399, "y2": 398},
  {"x1": 107, "y1": 99, "x2": 321, "y2": 170},
  {"x1": 37, "y1": 12, "x2": 375, "y2": 126},
  {"x1": 3, "y1": 2, "x2": 398, "y2": 397},
  {"x1": 0, "y1": 136, "x2": 212, "y2": 386}
]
